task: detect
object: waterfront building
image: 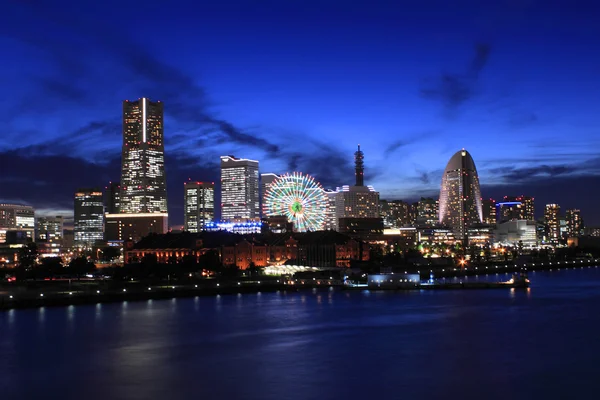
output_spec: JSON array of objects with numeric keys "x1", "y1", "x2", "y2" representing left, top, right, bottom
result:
[
  {"x1": 0, "y1": 204, "x2": 35, "y2": 243},
  {"x1": 36, "y1": 216, "x2": 64, "y2": 254},
  {"x1": 566, "y1": 209, "x2": 583, "y2": 238},
  {"x1": 494, "y1": 220, "x2": 538, "y2": 247},
  {"x1": 120, "y1": 98, "x2": 167, "y2": 215},
  {"x1": 544, "y1": 204, "x2": 561, "y2": 243},
  {"x1": 74, "y1": 188, "x2": 104, "y2": 248},
  {"x1": 184, "y1": 181, "x2": 215, "y2": 232},
  {"x1": 438, "y1": 149, "x2": 483, "y2": 241},
  {"x1": 220, "y1": 155, "x2": 259, "y2": 221}
]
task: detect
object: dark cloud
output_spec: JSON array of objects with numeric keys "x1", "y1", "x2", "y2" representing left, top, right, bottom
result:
[
  {"x1": 490, "y1": 164, "x2": 571, "y2": 182},
  {"x1": 420, "y1": 42, "x2": 491, "y2": 111}
]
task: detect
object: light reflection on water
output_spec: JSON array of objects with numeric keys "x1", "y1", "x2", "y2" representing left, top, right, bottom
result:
[{"x1": 1, "y1": 268, "x2": 600, "y2": 400}]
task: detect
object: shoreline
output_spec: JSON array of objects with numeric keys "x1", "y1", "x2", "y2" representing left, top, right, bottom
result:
[{"x1": 1, "y1": 260, "x2": 598, "y2": 311}]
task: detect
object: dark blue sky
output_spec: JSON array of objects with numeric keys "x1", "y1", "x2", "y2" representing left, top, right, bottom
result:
[{"x1": 1, "y1": 0, "x2": 600, "y2": 225}]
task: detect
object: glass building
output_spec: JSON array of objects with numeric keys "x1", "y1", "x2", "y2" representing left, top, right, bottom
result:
[
  {"x1": 0, "y1": 204, "x2": 35, "y2": 243},
  {"x1": 184, "y1": 181, "x2": 215, "y2": 232},
  {"x1": 74, "y1": 189, "x2": 104, "y2": 248},
  {"x1": 220, "y1": 156, "x2": 259, "y2": 221},
  {"x1": 120, "y1": 98, "x2": 167, "y2": 215},
  {"x1": 438, "y1": 149, "x2": 483, "y2": 241}
]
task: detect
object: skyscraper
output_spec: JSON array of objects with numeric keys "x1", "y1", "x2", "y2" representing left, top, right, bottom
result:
[
  {"x1": 544, "y1": 204, "x2": 560, "y2": 242},
  {"x1": 220, "y1": 156, "x2": 259, "y2": 221},
  {"x1": 260, "y1": 173, "x2": 279, "y2": 218},
  {"x1": 416, "y1": 197, "x2": 438, "y2": 226},
  {"x1": 438, "y1": 149, "x2": 483, "y2": 241},
  {"x1": 184, "y1": 181, "x2": 215, "y2": 232},
  {"x1": 565, "y1": 208, "x2": 583, "y2": 238},
  {"x1": 497, "y1": 196, "x2": 535, "y2": 222},
  {"x1": 120, "y1": 98, "x2": 167, "y2": 214},
  {"x1": 36, "y1": 216, "x2": 64, "y2": 254},
  {"x1": 74, "y1": 188, "x2": 104, "y2": 248}
]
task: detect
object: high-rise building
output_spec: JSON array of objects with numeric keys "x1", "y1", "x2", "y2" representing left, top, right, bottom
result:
[
  {"x1": 337, "y1": 145, "x2": 382, "y2": 236},
  {"x1": 260, "y1": 173, "x2": 279, "y2": 218},
  {"x1": 380, "y1": 200, "x2": 414, "y2": 228},
  {"x1": 482, "y1": 198, "x2": 497, "y2": 225},
  {"x1": 416, "y1": 197, "x2": 438, "y2": 226},
  {"x1": 544, "y1": 204, "x2": 560, "y2": 243},
  {"x1": 184, "y1": 181, "x2": 215, "y2": 232},
  {"x1": 438, "y1": 149, "x2": 483, "y2": 241},
  {"x1": 36, "y1": 216, "x2": 64, "y2": 254},
  {"x1": 104, "y1": 181, "x2": 121, "y2": 214},
  {"x1": 220, "y1": 156, "x2": 259, "y2": 221},
  {"x1": 565, "y1": 209, "x2": 583, "y2": 238},
  {"x1": 324, "y1": 189, "x2": 339, "y2": 231},
  {"x1": 497, "y1": 196, "x2": 535, "y2": 222},
  {"x1": 120, "y1": 98, "x2": 167, "y2": 215},
  {"x1": 74, "y1": 188, "x2": 104, "y2": 248},
  {"x1": 0, "y1": 204, "x2": 35, "y2": 243}
]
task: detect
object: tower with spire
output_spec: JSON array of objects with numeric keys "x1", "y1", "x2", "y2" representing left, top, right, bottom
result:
[{"x1": 333, "y1": 145, "x2": 382, "y2": 237}]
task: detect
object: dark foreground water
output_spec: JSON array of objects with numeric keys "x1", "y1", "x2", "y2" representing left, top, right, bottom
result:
[{"x1": 2, "y1": 268, "x2": 600, "y2": 400}]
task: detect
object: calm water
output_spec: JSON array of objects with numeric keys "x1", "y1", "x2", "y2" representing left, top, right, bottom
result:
[{"x1": 2, "y1": 268, "x2": 600, "y2": 400}]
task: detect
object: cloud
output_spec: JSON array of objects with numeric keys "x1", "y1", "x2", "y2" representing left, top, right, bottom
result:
[{"x1": 420, "y1": 42, "x2": 491, "y2": 111}]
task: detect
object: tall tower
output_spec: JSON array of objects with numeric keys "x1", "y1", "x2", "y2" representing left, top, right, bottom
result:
[
  {"x1": 438, "y1": 149, "x2": 483, "y2": 242},
  {"x1": 184, "y1": 181, "x2": 215, "y2": 232},
  {"x1": 220, "y1": 156, "x2": 259, "y2": 221},
  {"x1": 354, "y1": 144, "x2": 364, "y2": 186},
  {"x1": 120, "y1": 98, "x2": 167, "y2": 215}
]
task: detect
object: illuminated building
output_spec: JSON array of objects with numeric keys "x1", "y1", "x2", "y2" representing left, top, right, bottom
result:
[
  {"x1": 0, "y1": 204, "x2": 35, "y2": 243},
  {"x1": 105, "y1": 213, "x2": 168, "y2": 243},
  {"x1": 104, "y1": 181, "x2": 121, "y2": 214},
  {"x1": 204, "y1": 220, "x2": 263, "y2": 235},
  {"x1": 74, "y1": 189, "x2": 104, "y2": 248},
  {"x1": 416, "y1": 197, "x2": 438, "y2": 226},
  {"x1": 565, "y1": 209, "x2": 583, "y2": 238},
  {"x1": 324, "y1": 189, "x2": 339, "y2": 231},
  {"x1": 494, "y1": 220, "x2": 538, "y2": 246},
  {"x1": 482, "y1": 199, "x2": 497, "y2": 225},
  {"x1": 260, "y1": 173, "x2": 279, "y2": 217},
  {"x1": 497, "y1": 196, "x2": 535, "y2": 223},
  {"x1": 36, "y1": 216, "x2": 64, "y2": 254},
  {"x1": 380, "y1": 200, "x2": 414, "y2": 228},
  {"x1": 184, "y1": 181, "x2": 215, "y2": 232},
  {"x1": 336, "y1": 146, "x2": 380, "y2": 219},
  {"x1": 417, "y1": 227, "x2": 456, "y2": 244},
  {"x1": 438, "y1": 149, "x2": 483, "y2": 241},
  {"x1": 544, "y1": 204, "x2": 560, "y2": 243},
  {"x1": 120, "y1": 98, "x2": 167, "y2": 215},
  {"x1": 220, "y1": 155, "x2": 259, "y2": 221}
]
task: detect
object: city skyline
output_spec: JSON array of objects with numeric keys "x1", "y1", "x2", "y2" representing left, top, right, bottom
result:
[{"x1": 1, "y1": 1, "x2": 600, "y2": 225}]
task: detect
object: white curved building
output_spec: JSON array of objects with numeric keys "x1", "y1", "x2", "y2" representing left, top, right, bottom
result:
[{"x1": 438, "y1": 149, "x2": 483, "y2": 241}]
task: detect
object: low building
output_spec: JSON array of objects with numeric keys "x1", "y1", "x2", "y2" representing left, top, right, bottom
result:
[
  {"x1": 367, "y1": 273, "x2": 420, "y2": 289},
  {"x1": 0, "y1": 203, "x2": 35, "y2": 243},
  {"x1": 105, "y1": 213, "x2": 168, "y2": 244},
  {"x1": 494, "y1": 220, "x2": 537, "y2": 246}
]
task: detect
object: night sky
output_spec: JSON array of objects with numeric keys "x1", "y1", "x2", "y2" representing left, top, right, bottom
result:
[{"x1": 1, "y1": 0, "x2": 600, "y2": 225}]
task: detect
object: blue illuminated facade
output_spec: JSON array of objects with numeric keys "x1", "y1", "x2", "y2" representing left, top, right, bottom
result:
[{"x1": 204, "y1": 221, "x2": 263, "y2": 234}]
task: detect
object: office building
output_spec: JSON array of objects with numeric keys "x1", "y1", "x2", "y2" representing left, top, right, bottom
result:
[
  {"x1": 104, "y1": 181, "x2": 121, "y2": 214},
  {"x1": 416, "y1": 197, "x2": 438, "y2": 226},
  {"x1": 260, "y1": 173, "x2": 279, "y2": 218},
  {"x1": 324, "y1": 189, "x2": 339, "y2": 231},
  {"x1": 105, "y1": 213, "x2": 168, "y2": 243},
  {"x1": 74, "y1": 189, "x2": 104, "y2": 248},
  {"x1": 565, "y1": 209, "x2": 583, "y2": 238},
  {"x1": 120, "y1": 98, "x2": 167, "y2": 214},
  {"x1": 184, "y1": 181, "x2": 215, "y2": 232},
  {"x1": 220, "y1": 155, "x2": 259, "y2": 221},
  {"x1": 497, "y1": 196, "x2": 535, "y2": 222},
  {"x1": 36, "y1": 216, "x2": 64, "y2": 254},
  {"x1": 380, "y1": 200, "x2": 414, "y2": 228},
  {"x1": 438, "y1": 149, "x2": 483, "y2": 241},
  {"x1": 482, "y1": 199, "x2": 497, "y2": 225},
  {"x1": 0, "y1": 204, "x2": 35, "y2": 243},
  {"x1": 544, "y1": 204, "x2": 560, "y2": 243}
]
